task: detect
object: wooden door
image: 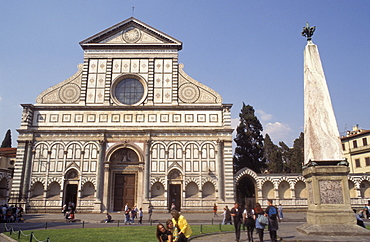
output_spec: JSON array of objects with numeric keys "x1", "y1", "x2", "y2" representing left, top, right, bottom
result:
[
  {"x1": 64, "y1": 184, "x2": 78, "y2": 206},
  {"x1": 168, "y1": 184, "x2": 181, "y2": 212},
  {"x1": 114, "y1": 174, "x2": 135, "y2": 211}
]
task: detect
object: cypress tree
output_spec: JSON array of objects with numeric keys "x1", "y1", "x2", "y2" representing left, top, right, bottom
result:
[
  {"x1": 233, "y1": 103, "x2": 265, "y2": 174},
  {"x1": 264, "y1": 134, "x2": 284, "y2": 173},
  {"x1": 1, "y1": 129, "x2": 12, "y2": 148}
]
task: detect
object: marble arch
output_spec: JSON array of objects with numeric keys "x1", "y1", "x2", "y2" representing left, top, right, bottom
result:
[
  {"x1": 260, "y1": 177, "x2": 278, "y2": 189},
  {"x1": 150, "y1": 177, "x2": 166, "y2": 188},
  {"x1": 185, "y1": 177, "x2": 200, "y2": 187},
  {"x1": 235, "y1": 168, "x2": 258, "y2": 183},
  {"x1": 81, "y1": 177, "x2": 96, "y2": 187},
  {"x1": 47, "y1": 177, "x2": 62, "y2": 187},
  {"x1": 34, "y1": 141, "x2": 49, "y2": 149},
  {"x1": 106, "y1": 143, "x2": 144, "y2": 162},
  {"x1": 65, "y1": 141, "x2": 82, "y2": 149},
  {"x1": 276, "y1": 177, "x2": 294, "y2": 189},
  {"x1": 30, "y1": 177, "x2": 46, "y2": 187},
  {"x1": 201, "y1": 177, "x2": 217, "y2": 187},
  {"x1": 82, "y1": 141, "x2": 99, "y2": 149}
]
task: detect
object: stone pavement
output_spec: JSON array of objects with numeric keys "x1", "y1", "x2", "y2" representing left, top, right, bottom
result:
[{"x1": 1, "y1": 212, "x2": 370, "y2": 241}]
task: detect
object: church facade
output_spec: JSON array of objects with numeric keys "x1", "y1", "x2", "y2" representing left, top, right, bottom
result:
[{"x1": 11, "y1": 18, "x2": 234, "y2": 213}]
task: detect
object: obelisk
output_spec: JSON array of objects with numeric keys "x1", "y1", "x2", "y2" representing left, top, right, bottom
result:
[{"x1": 297, "y1": 23, "x2": 370, "y2": 236}]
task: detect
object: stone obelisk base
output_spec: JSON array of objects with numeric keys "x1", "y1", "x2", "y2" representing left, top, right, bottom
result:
[{"x1": 297, "y1": 164, "x2": 370, "y2": 236}]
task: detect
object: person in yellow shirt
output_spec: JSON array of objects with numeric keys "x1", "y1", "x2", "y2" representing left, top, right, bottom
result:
[{"x1": 171, "y1": 210, "x2": 192, "y2": 242}]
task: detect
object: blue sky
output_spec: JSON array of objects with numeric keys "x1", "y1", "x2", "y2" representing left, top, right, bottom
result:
[{"x1": 1, "y1": 1, "x2": 369, "y2": 147}]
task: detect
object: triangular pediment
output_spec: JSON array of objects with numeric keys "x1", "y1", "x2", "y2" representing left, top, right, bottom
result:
[{"x1": 80, "y1": 17, "x2": 182, "y2": 50}]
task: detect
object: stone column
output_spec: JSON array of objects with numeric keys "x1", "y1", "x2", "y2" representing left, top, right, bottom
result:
[
  {"x1": 291, "y1": 189, "x2": 296, "y2": 199},
  {"x1": 217, "y1": 140, "x2": 225, "y2": 201},
  {"x1": 143, "y1": 140, "x2": 151, "y2": 200},
  {"x1": 102, "y1": 163, "x2": 110, "y2": 212},
  {"x1": 22, "y1": 141, "x2": 33, "y2": 201},
  {"x1": 94, "y1": 140, "x2": 105, "y2": 212}
]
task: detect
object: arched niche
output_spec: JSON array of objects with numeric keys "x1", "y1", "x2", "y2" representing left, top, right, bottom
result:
[
  {"x1": 185, "y1": 182, "x2": 198, "y2": 198},
  {"x1": 278, "y1": 181, "x2": 291, "y2": 199},
  {"x1": 295, "y1": 181, "x2": 307, "y2": 199},
  {"x1": 262, "y1": 181, "x2": 275, "y2": 199},
  {"x1": 202, "y1": 182, "x2": 215, "y2": 198},
  {"x1": 151, "y1": 182, "x2": 165, "y2": 198}
]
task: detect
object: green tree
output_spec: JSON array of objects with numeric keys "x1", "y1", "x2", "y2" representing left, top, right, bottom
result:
[
  {"x1": 1, "y1": 129, "x2": 12, "y2": 148},
  {"x1": 233, "y1": 103, "x2": 265, "y2": 174},
  {"x1": 279, "y1": 132, "x2": 304, "y2": 173},
  {"x1": 279, "y1": 141, "x2": 292, "y2": 173},
  {"x1": 264, "y1": 134, "x2": 284, "y2": 173},
  {"x1": 289, "y1": 132, "x2": 304, "y2": 173}
]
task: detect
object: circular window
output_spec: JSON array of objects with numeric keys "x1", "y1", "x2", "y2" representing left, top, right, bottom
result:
[{"x1": 113, "y1": 77, "x2": 145, "y2": 105}]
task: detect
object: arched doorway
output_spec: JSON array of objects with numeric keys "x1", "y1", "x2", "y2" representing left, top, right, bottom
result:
[
  {"x1": 110, "y1": 147, "x2": 139, "y2": 211},
  {"x1": 64, "y1": 169, "x2": 79, "y2": 206},
  {"x1": 168, "y1": 169, "x2": 182, "y2": 212},
  {"x1": 236, "y1": 175, "x2": 256, "y2": 208}
]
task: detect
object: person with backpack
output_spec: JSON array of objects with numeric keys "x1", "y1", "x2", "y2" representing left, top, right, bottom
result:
[
  {"x1": 265, "y1": 199, "x2": 281, "y2": 242},
  {"x1": 243, "y1": 201, "x2": 255, "y2": 242},
  {"x1": 254, "y1": 203, "x2": 266, "y2": 242}
]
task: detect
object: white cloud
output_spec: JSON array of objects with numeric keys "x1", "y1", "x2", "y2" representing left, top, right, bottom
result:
[
  {"x1": 264, "y1": 122, "x2": 293, "y2": 144},
  {"x1": 231, "y1": 118, "x2": 239, "y2": 131},
  {"x1": 231, "y1": 111, "x2": 295, "y2": 147},
  {"x1": 256, "y1": 109, "x2": 272, "y2": 121},
  {"x1": 0, "y1": 96, "x2": 2, "y2": 102}
]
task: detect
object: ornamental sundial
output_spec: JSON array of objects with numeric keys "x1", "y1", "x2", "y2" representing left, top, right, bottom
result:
[{"x1": 122, "y1": 27, "x2": 141, "y2": 43}]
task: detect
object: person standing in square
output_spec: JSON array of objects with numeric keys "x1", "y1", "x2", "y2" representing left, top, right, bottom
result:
[{"x1": 230, "y1": 202, "x2": 243, "y2": 242}]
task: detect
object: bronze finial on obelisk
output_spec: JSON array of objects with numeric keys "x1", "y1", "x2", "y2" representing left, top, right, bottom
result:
[{"x1": 301, "y1": 22, "x2": 315, "y2": 41}]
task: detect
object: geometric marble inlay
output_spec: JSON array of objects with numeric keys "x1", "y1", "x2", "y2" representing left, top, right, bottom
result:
[
  {"x1": 62, "y1": 114, "x2": 71, "y2": 122},
  {"x1": 179, "y1": 83, "x2": 200, "y2": 103},
  {"x1": 160, "y1": 114, "x2": 169, "y2": 122},
  {"x1": 75, "y1": 114, "x2": 83, "y2": 122},
  {"x1": 210, "y1": 114, "x2": 218, "y2": 123},
  {"x1": 173, "y1": 114, "x2": 181, "y2": 122},
  {"x1": 50, "y1": 114, "x2": 59, "y2": 122},
  {"x1": 99, "y1": 114, "x2": 108, "y2": 122},
  {"x1": 59, "y1": 83, "x2": 80, "y2": 103},
  {"x1": 37, "y1": 114, "x2": 46, "y2": 122},
  {"x1": 112, "y1": 114, "x2": 120, "y2": 122},
  {"x1": 136, "y1": 114, "x2": 144, "y2": 122},
  {"x1": 87, "y1": 114, "x2": 96, "y2": 122},
  {"x1": 185, "y1": 114, "x2": 193, "y2": 122},
  {"x1": 124, "y1": 114, "x2": 133, "y2": 122},
  {"x1": 197, "y1": 114, "x2": 206, "y2": 122},
  {"x1": 148, "y1": 114, "x2": 157, "y2": 122}
]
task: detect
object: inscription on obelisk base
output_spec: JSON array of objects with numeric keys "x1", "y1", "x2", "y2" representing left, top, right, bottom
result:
[{"x1": 297, "y1": 23, "x2": 370, "y2": 236}]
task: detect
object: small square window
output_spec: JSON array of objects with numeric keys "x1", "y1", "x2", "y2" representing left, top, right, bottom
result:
[
  {"x1": 355, "y1": 159, "x2": 361, "y2": 167},
  {"x1": 363, "y1": 138, "x2": 368, "y2": 146},
  {"x1": 365, "y1": 157, "x2": 370, "y2": 166}
]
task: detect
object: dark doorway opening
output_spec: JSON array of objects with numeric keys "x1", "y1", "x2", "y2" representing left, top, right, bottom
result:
[
  {"x1": 114, "y1": 174, "x2": 135, "y2": 211},
  {"x1": 236, "y1": 176, "x2": 256, "y2": 208},
  {"x1": 64, "y1": 184, "x2": 78, "y2": 206},
  {"x1": 168, "y1": 184, "x2": 181, "y2": 212}
]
